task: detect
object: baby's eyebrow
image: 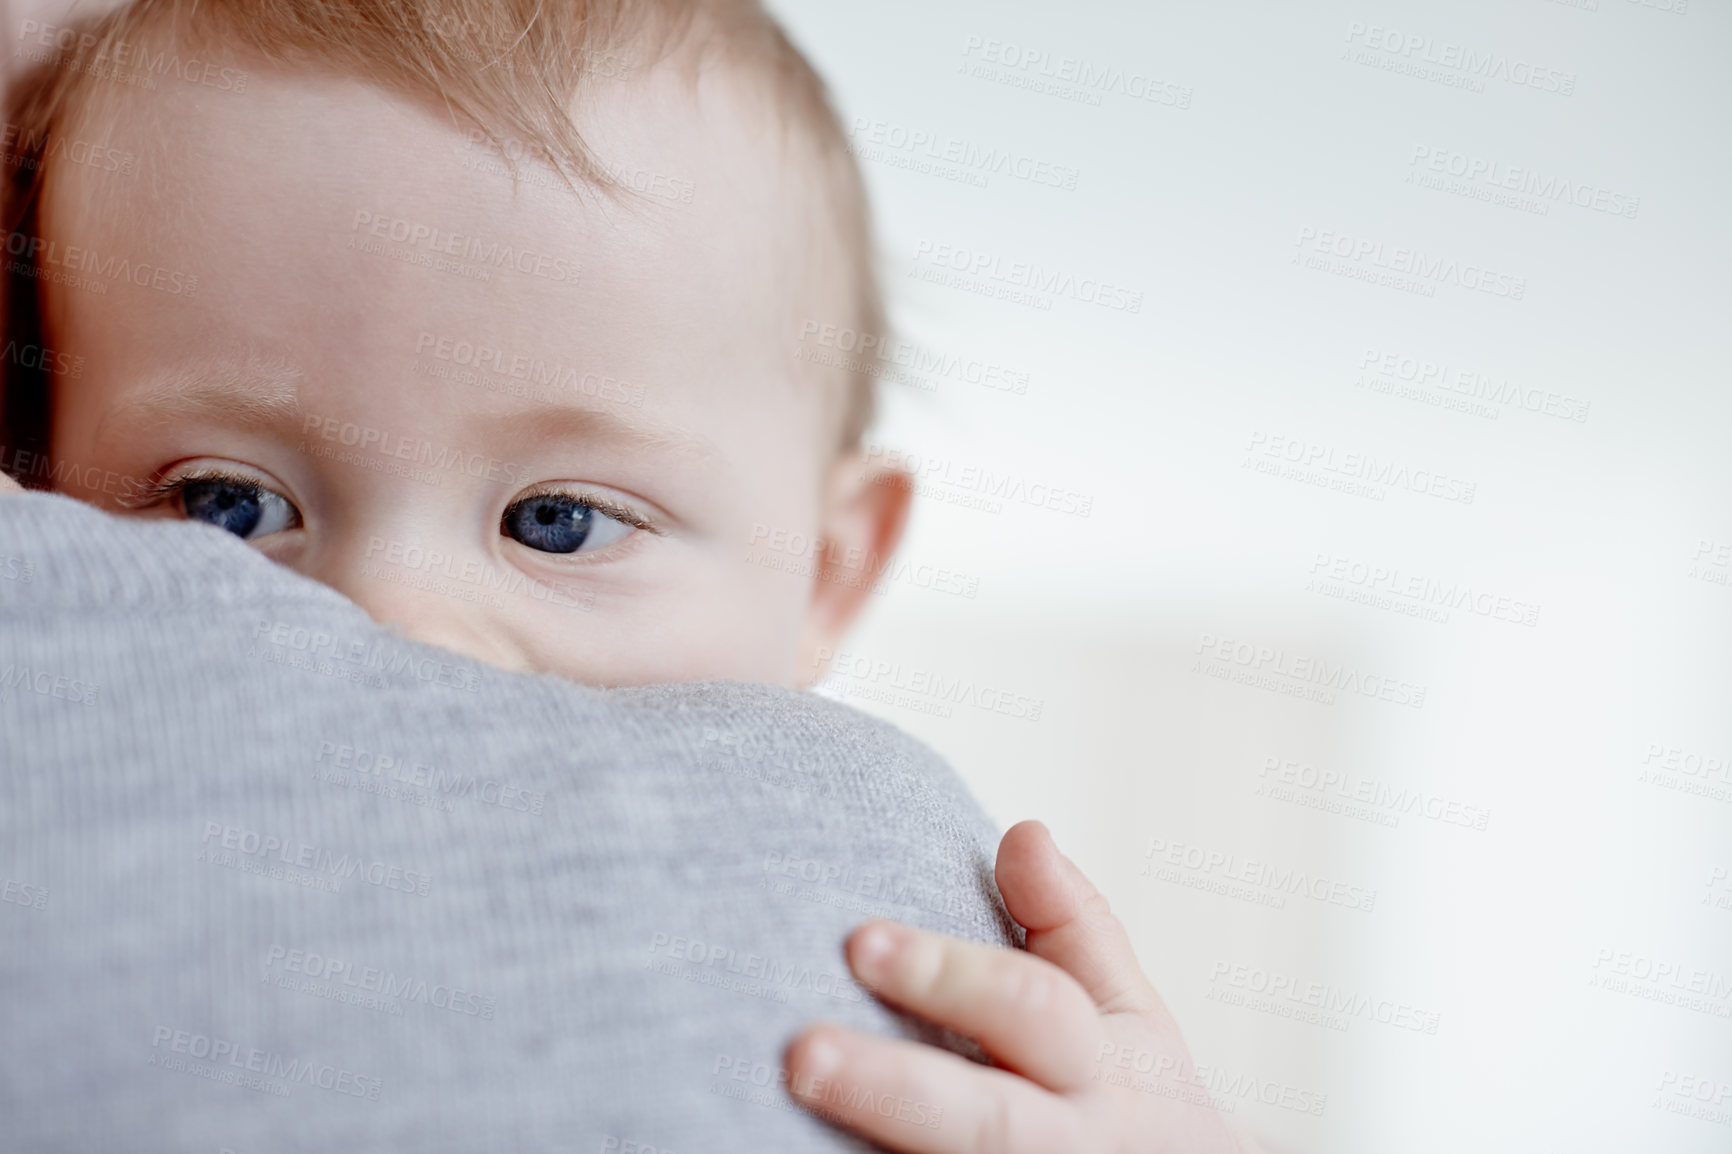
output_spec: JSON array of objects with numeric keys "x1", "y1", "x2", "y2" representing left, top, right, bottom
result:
[
  {"x1": 476, "y1": 401, "x2": 718, "y2": 465},
  {"x1": 93, "y1": 353, "x2": 719, "y2": 465},
  {"x1": 93, "y1": 354, "x2": 304, "y2": 442}
]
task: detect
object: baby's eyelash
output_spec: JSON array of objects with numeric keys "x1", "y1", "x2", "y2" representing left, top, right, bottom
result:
[
  {"x1": 121, "y1": 466, "x2": 274, "y2": 510},
  {"x1": 512, "y1": 486, "x2": 663, "y2": 535},
  {"x1": 124, "y1": 471, "x2": 657, "y2": 539}
]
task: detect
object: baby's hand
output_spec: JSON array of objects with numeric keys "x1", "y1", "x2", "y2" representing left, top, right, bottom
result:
[{"x1": 786, "y1": 821, "x2": 1260, "y2": 1153}]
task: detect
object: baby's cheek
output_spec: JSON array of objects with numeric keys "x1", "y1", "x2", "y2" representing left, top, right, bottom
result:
[
  {"x1": 499, "y1": 553, "x2": 799, "y2": 687},
  {"x1": 676, "y1": 551, "x2": 811, "y2": 684}
]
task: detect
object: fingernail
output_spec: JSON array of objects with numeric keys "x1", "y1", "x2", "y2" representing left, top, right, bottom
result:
[
  {"x1": 1039, "y1": 825, "x2": 1090, "y2": 888},
  {"x1": 795, "y1": 1030, "x2": 843, "y2": 1091},
  {"x1": 850, "y1": 921, "x2": 903, "y2": 982}
]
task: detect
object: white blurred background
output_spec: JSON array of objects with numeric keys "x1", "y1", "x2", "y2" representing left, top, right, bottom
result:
[{"x1": 769, "y1": 1, "x2": 1732, "y2": 1150}]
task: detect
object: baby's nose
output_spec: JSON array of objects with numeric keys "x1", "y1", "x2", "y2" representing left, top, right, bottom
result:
[
  {"x1": 315, "y1": 556, "x2": 534, "y2": 674},
  {"x1": 372, "y1": 599, "x2": 532, "y2": 674}
]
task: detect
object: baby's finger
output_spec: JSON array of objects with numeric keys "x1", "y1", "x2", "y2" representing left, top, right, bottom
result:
[
  {"x1": 845, "y1": 919, "x2": 1102, "y2": 1091},
  {"x1": 996, "y1": 819, "x2": 1166, "y2": 1017},
  {"x1": 785, "y1": 1023, "x2": 1077, "y2": 1154}
]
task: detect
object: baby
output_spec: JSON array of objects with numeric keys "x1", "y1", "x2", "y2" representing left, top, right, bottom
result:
[
  {"x1": 1, "y1": 2, "x2": 1257, "y2": 1150},
  {"x1": 6, "y1": 0, "x2": 904, "y2": 688}
]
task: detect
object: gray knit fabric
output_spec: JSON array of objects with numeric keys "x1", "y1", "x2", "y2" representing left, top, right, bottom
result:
[{"x1": 0, "y1": 492, "x2": 1017, "y2": 1153}]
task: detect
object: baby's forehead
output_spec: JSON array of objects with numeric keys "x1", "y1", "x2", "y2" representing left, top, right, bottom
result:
[
  {"x1": 59, "y1": 59, "x2": 830, "y2": 330},
  {"x1": 56, "y1": 45, "x2": 810, "y2": 242},
  {"x1": 34, "y1": 56, "x2": 854, "y2": 476}
]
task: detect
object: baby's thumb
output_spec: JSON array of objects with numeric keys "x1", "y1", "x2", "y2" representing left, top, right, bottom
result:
[{"x1": 995, "y1": 820, "x2": 1167, "y2": 1017}]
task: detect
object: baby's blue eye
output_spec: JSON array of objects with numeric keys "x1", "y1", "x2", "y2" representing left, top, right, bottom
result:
[
  {"x1": 181, "y1": 477, "x2": 299, "y2": 539},
  {"x1": 502, "y1": 494, "x2": 635, "y2": 554}
]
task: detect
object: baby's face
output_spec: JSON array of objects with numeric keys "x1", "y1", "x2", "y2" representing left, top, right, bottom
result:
[{"x1": 40, "y1": 59, "x2": 894, "y2": 687}]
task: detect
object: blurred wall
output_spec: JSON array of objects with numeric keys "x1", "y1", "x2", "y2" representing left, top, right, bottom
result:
[{"x1": 767, "y1": 0, "x2": 1732, "y2": 1150}]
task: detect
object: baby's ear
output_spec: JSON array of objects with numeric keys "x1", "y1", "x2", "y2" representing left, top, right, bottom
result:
[{"x1": 795, "y1": 449, "x2": 913, "y2": 686}]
